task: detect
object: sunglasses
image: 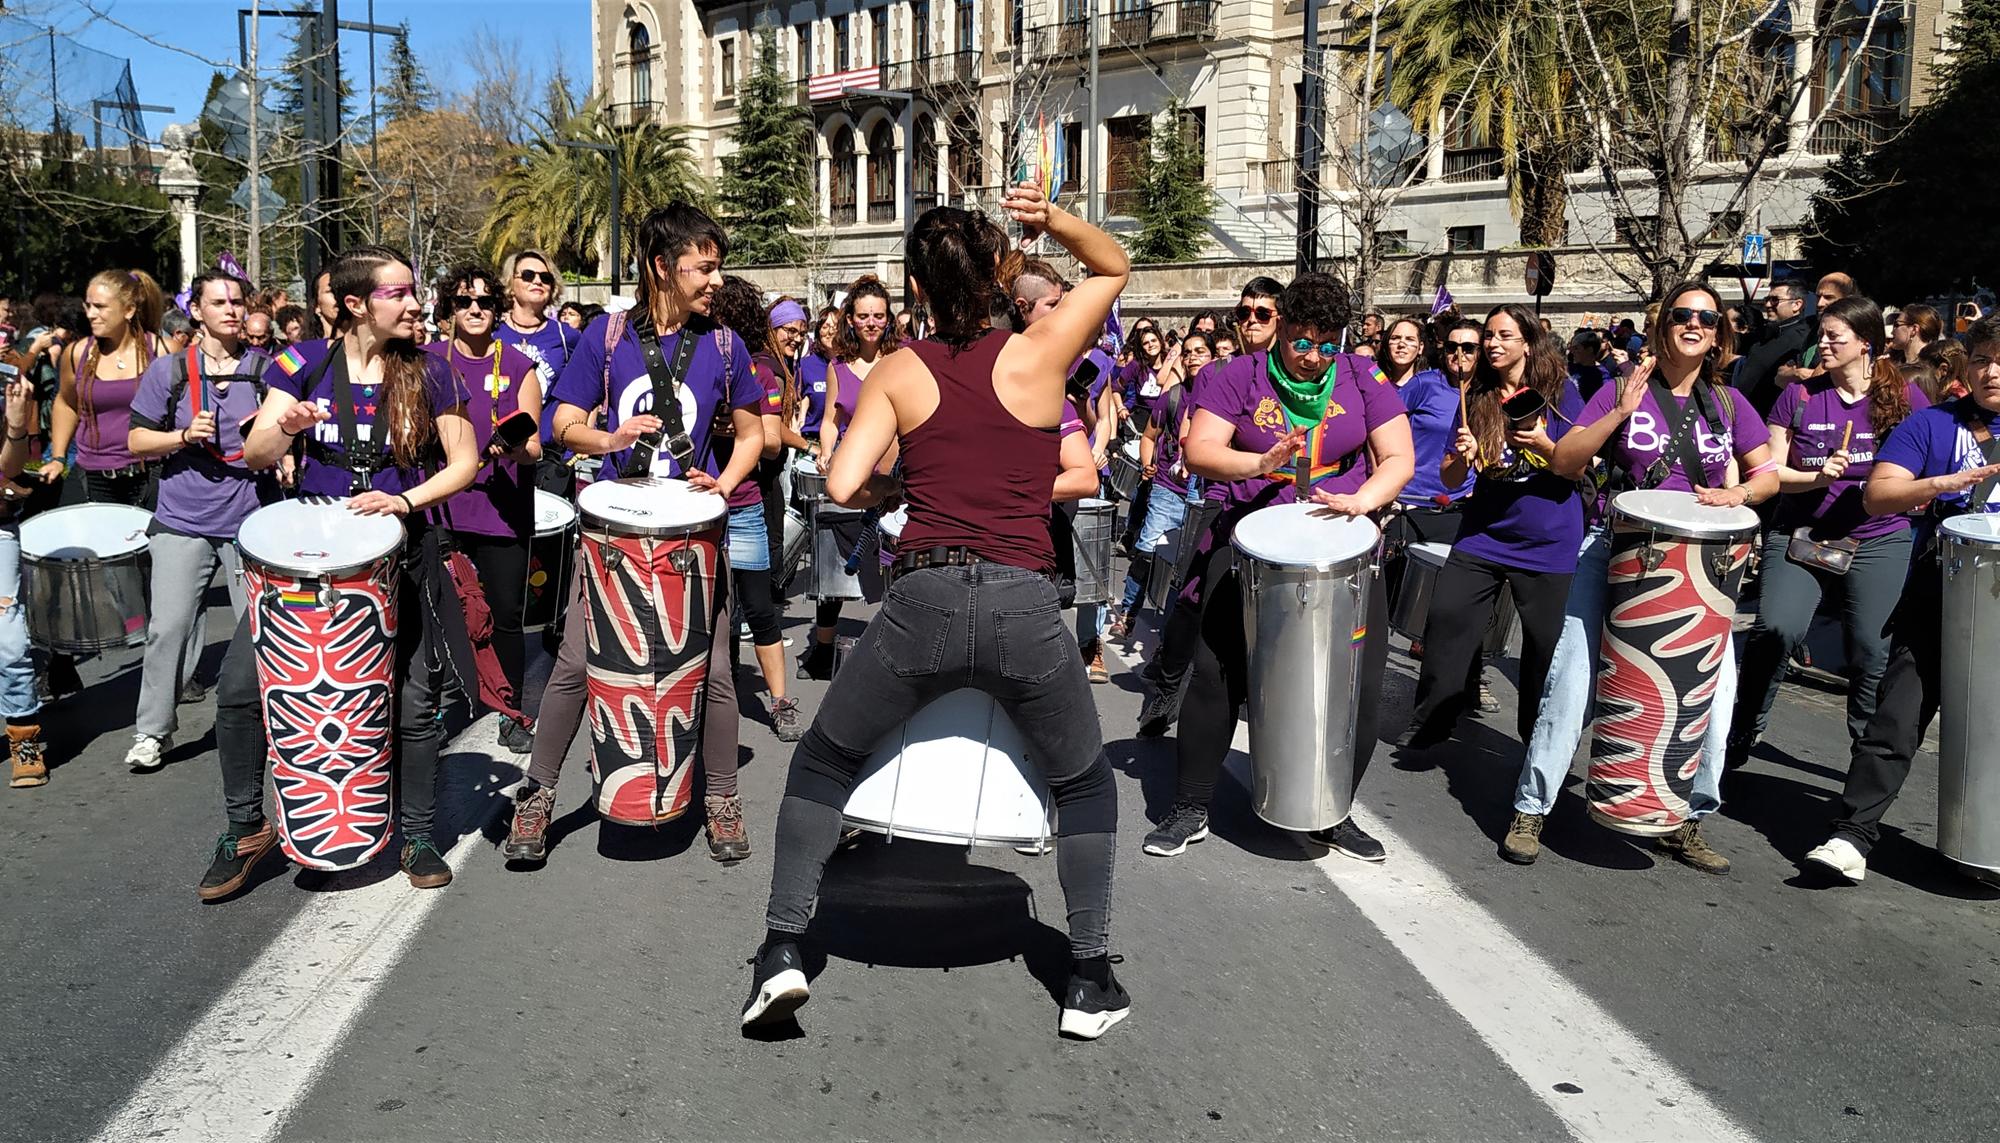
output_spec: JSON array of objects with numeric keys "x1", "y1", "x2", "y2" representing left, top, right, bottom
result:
[
  {"x1": 1289, "y1": 337, "x2": 1340, "y2": 357},
  {"x1": 1446, "y1": 342, "x2": 1480, "y2": 355},
  {"x1": 1669, "y1": 306, "x2": 1722, "y2": 329},
  {"x1": 516, "y1": 269, "x2": 557, "y2": 286},
  {"x1": 453, "y1": 294, "x2": 498, "y2": 312},
  {"x1": 1236, "y1": 304, "x2": 1276, "y2": 323}
]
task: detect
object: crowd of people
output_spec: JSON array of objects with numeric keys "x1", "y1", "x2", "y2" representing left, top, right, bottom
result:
[{"x1": 1, "y1": 190, "x2": 1994, "y2": 1040}]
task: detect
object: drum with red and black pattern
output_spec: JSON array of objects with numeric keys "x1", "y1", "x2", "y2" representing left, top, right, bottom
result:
[
  {"x1": 1586, "y1": 490, "x2": 1757, "y2": 836},
  {"x1": 576, "y1": 477, "x2": 726, "y2": 826}
]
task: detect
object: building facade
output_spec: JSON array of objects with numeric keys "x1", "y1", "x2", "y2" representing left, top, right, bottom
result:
[{"x1": 591, "y1": 0, "x2": 1959, "y2": 310}]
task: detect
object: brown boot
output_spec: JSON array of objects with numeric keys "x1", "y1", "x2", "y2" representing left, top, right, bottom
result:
[
  {"x1": 8, "y1": 724, "x2": 46, "y2": 788},
  {"x1": 504, "y1": 783, "x2": 558, "y2": 863},
  {"x1": 1658, "y1": 820, "x2": 1731, "y2": 875},
  {"x1": 704, "y1": 794, "x2": 751, "y2": 863},
  {"x1": 1085, "y1": 641, "x2": 1110, "y2": 685}
]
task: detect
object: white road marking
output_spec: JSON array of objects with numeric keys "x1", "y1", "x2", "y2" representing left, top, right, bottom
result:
[{"x1": 89, "y1": 720, "x2": 513, "y2": 1143}]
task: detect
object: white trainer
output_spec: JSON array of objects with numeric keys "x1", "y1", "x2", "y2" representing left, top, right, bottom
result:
[
  {"x1": 1804, "y1": 836, "x2": 1867, "y2": 883},
  {"x1": 124, "y1": 733, "x2": 170, "y2": 773}
]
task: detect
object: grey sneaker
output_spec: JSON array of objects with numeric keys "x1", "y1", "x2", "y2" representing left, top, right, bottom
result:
[
  {"x1": 125, "y1": 733, "x2": 170, "y2": 773},
  {"x1": 772, "y1": 697, "x2": 805, "y2": 743},
  {"x1": 1501, "y1": 811, "x2": 1544, "y2": 865}
]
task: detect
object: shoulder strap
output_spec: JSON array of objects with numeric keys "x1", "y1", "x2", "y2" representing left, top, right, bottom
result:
[
  {"x1": 1641, "y1": 375, "x2": 1710, "y2": 489},
  {"x1": 621, "y1": 314, "x2": 699, "y2": 478},
  {"x1": 1963, "y1": 412, "x2": 2000, "y2": 510},
  {"x1": 1789, "y1": 384, "x2": 1809, "y2": 434}
]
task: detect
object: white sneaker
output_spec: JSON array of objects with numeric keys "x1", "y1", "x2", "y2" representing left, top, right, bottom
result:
[
  {"x1": 1805, "y1": 836, "x2": 1867, "y2": 883},
  {"x1": 125, "y1": 733, "x2": 170, "y2": 773}
]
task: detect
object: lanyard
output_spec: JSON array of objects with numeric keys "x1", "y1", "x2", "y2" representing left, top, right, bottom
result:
[{"x1": 456, "y1": 342, "x2": 507, "y2": 426}]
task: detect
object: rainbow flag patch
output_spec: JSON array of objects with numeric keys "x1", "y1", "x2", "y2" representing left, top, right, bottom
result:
[
  {"x1": 274, "y1": 345, "x2": 309, "y2": 376},
  {"x1": 1350, "y1": 625, "x2": 1368, "y2": 644},
  {"x1": 279, "y1": 589, "x2": 319, "y2": 612}
]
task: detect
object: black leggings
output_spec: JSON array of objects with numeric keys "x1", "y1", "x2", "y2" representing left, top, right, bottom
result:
[
  {"x1": 1407, "y1": 549, "x2": 1572, "y2": 745},
  {"x1": 1174, "y1": 547, "x2": 1389, "y2": 807},
  {"x1": 735, "y1": 567, "x2": 782, "y2": 646},
  {"x1": 453, "y1": 530, "x2": 528, "y2": 701}
]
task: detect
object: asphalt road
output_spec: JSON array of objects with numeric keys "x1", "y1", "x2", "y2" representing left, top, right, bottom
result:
[{"x1": 3, "y1": 578, "x2": 1997, "y2": 1143}]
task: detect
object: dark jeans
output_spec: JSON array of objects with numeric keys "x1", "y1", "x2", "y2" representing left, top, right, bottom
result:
[
  {"x1": 80, "y1": 464, "x2": 156, "y2": 509},
  {"x1": 1734, "y1": 527, "x2": 1910, "y2": 749},
  {"x1": 764, "y1": 562, "x2": 1119, "y2": 958},
  {"x1": 525, "y1": 544, "x2": 739, "y2": 796},
  {"x1": 1832, "y1": 549, "x2": 1941, "y2": 854},
  {"x1": 1174, "y1": 546, "x2": 1389, "y2": 808},
  {"x1": 1409, "y1": 550, "x2": 1572, "y2": 745},
  {"x1": 214, "y1": 542, "x2": 448, "y2": 840},
  {"x1": 453, "y1": 530, "x2": 528, "y2": 705}
]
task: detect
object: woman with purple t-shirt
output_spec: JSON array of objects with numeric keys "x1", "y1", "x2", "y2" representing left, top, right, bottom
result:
[
  {"x1": 1728, "y1": 295, "x2": 1925, "y2": 770},
  {"x1": 1111, "y1": 330, "x2": 1211, "y2": 633},
  {"x1": 200, "y1": 245, "x2": 481, "y2": 901},
  {"x1": 122, "y1": 272, "x2": 279, "y2": 773},
  {"x1": 1143, "y1": 274, "x2": 1415, "y2": 863},
  {"x1": 427, "y1": 265, "x2": 543, "y2": 755},
  {"x1": 1503, "y1": 282, "x2": 1780, "y2": 872},
  {"x1": 1398, "y1": 304, "x2": 1585, "y2": 752},
  {"x1": 45, "y1": 269, "x2": 167, "y2": 508}
]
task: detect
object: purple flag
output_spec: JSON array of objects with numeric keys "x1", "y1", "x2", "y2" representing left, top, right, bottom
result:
[
  {"x1": 174, "y1": 287, "x2": 193, "y2": 315},
  {"x1": 1429, "y1": 284, "x2": 1455, "y2": 317},
  {"x1": 1099, "y1": 297, "x2": 1124, "y2": 356},
  {"x1": 218, "y1": 251, "x2": 247, "y2": 281}
]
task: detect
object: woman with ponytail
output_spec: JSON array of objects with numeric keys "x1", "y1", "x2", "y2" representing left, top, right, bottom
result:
[
  {"x1": 46, "y1": 269, "x2": 166, "y2": 506},
  {"x1": 1727, "y1": 295, "x2": 1927, "y2": 770}
]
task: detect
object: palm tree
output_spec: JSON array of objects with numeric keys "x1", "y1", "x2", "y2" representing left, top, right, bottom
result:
[
  {"x1": 482, "y1": 88, "x2": 707, "y2": 279},
  {"x1": 1371, "y1": 0, "x2": 1585, "y2": 247}
]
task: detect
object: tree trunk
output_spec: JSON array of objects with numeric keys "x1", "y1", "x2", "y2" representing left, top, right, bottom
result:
[
  {"x1": 1653, "y1": 0, "x2": 1696, "y2": 301},
  {"x1": 1517, "y1": 150, "x2": 1569, "y2": 248}
]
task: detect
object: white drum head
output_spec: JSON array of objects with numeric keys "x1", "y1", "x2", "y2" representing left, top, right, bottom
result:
[
  {"x1": 1941, "y1": 514, "x2": 2000, "y2": 546},
  {"x1": 1121, "y1": 439, "x2": 1140, "y2": 459},
  {"x1": 1231, "y1": 502, "x2": 1381, "y2": 569},
  {"x1": 843, "y1": 689, "x2": 1051, "y2": 847},
  {"x1": 878, "y1": 506, "x2": 908, "y2": 541},
  {"x1": 19, "y1": 503, "x2": 152, "y2": 561},
  {"x1": 235, "y1": 500, "x2": 403, "y2": 574},
  {"x1": 1409, "y1": 541, "x2": 1450, "y2": 568},
  {"x1": 1612, "y1": 489, "x2": 1758, "y2": 539},
  {"x1": 534, "y1": 489, "x2": 578, "y2": 536},
  {"x1": 578, "y1": 477, "x2": 725, "y2": 536}
]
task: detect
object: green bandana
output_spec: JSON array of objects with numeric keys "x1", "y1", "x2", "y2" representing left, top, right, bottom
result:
[{"x1": 1267, "y1": 351, "x2": 1336, "y2": 428}]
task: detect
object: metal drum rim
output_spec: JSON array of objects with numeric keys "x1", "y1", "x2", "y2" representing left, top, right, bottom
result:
[
  {"x1": 240, "y1": 549, "x2": 401, "y2": 583},
  {"x1": 1608, "y1": 490, "x2": 1759, "y2": 541},
  {"x1": 17, "y1": 502, "x2": 152, "y2": 560},
  {"x1": 1232, "y1": 544, "x2": 1374, "y2": 578},
  {"x1": 236, "y1": 501, "x2": 405, "y2": 572},
  {"x1": 1939, "y1": 515, "x2": 2000, "y2": 547}
]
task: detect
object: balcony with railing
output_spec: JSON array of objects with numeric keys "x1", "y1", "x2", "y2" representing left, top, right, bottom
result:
[
  {"x1": 1442, "y1": 146, "x2": 1502, "y2": 183},
  {"x1": 1026, "y1": 19, "x2": 1089, "y2": 57},
  {"x1": 904, "y1": 49, "x2": 980, "y2": 90},
  {"x1": 1104, "y1": 0, "x2": 1218, "y2": 46},
  {"x1": 1808, "y1": 112, "x2": 1900, "y2": 155},
  {"x1": 831, "y1": 202, "x2": 858, "y2": 225},
  {"x1": 867, "y1": 200, "x2": 897, "y2": 223}
]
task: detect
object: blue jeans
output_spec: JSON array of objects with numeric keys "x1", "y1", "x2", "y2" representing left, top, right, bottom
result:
[
  {"x1": 1513, "y1": 525, "x2": 1735, "y2": 820},
  {"x1": 1119, "y1": 483, "x2": 1194, "y2": 614},
  {"x1": 0, "y1": 526, "x2": 38, "y2": 719},
  {"x1": 727, "y1": 502, "x2": 771, "y2": 571}
]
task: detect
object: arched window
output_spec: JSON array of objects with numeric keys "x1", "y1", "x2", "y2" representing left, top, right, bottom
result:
[
  {"x1": 628, "y1": 22, "x2": 653, "y2": 109},
  {"x1": 912, "y1": 115, "x2": 939, "y2": 212},
  {"x1": 867, "y1": 120, "x2": 898, "y2": 222},
  {"x1": 831, "y1": 126, "x2": 858, "y2": 224}
]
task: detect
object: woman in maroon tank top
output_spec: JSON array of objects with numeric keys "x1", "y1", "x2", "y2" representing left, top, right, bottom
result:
[{"x1": 745, "y1": 185, "x2": 1137, "y2": 1042}]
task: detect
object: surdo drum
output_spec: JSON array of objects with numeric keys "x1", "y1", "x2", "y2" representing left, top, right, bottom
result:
[
  {"x1": 1585, "y1": 490, "x2": 1757, "y2": 836},
  {"x1": 236, "y1": 499, "x2": 405, "y2": 871},
  {"x1": 576, "y1": 478, "x2": 726, "y2": 827},
  {"x1": 524, "y1": 489, "x2": 577, "y2": 632},
  {"x1": 1390, "y1": 541, "x2": 1519, "y2": 654},
  {"x1": 842, "y1": 688, "x2": 1054, "y2": 847},
  {"x1": 1232, "y1": 503, "x2": 1381, "y2": 832},
  {"x1": 19, "y1": 502, "x2": 152, "y2": 653},
  {"x1": 1937, "y1": 515, "x2": 2000, "y2": 875}
]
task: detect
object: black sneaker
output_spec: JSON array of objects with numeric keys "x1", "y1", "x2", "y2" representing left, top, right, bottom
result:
[
  {"x1": 1059, "y1": 955, "x2": 1132, "y2": 1040},
  {"x1": 1135, "y1": 688, "x2": 1181, "y2": 738},
  {"x1": 741, "y1": 938, "x2": 810, "y2": 1028},
  {"x1": 177, "y1": 678, "x2": 209, "y2": 705},
  {"x1": 795, "y1": 641, "x2": 835, "y2": 681},
  {"x1": 401, "y1": 837, "x2": 453, "y2": 889},
  {"x1": 198, "y1": 823, "x2": 280, "y2": 902},
  {"x1": 1142, "y1": 801, "x2": 1210, "y2": 856},
  {"x1": 1392, "y1": 719, "x2": 1452, "y2": 750},
  {"x1": 1311, "y1": 817, "x2": 1387, "y2": 863},
  {"x1": 499, "y1": 718, "x2": 535, "y2": 756}
]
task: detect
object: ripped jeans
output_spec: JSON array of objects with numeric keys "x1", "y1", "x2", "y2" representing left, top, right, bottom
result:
[{"x1": 0, "y1": 525, "x2": 41, "y2": 719}]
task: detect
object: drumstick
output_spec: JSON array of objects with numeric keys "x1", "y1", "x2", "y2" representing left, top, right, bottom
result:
[
  {"x1": 1458, "y1": 380, "x2": 1480, "y2": 472},
  {"x1": 1839, "y1": 421, "x2": 1853, "y2": 453}
]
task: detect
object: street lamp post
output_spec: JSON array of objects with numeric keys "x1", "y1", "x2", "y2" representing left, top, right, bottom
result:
[{"x1": 558, "y1": 139, "x2": 621, "y2": 299}]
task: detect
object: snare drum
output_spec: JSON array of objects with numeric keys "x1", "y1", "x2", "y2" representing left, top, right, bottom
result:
[
  {"x1": 524, "y1": 490, "x2": 578, "y2": 632},
  {"x1": 577, "y1": 477, "x2": 726, "y2": 827},
  {"x1": 793, "y1": 459, "x2": 829, "y2": 503},
  {"x1": 1108, "y1": 440, "x2": 1144, "y2": 501},
  {"x1": 1069, "y1": 498, "x2": 1117, "y2": 605},
  {"x1": 1586, "y1": 490, "x2": 1757, "y2": 837},
  {"x1": 777, "y1": 506, "x2": 809, "y2": 590},
  {"x1": 1232, "y1": 503, "x2": 1381, "y2": 831},
  {"x1": 236, "y1": 500, "x2": 405, "y2": 871},
  {"x1": 843, "y1": 688, "x2": 1053, "y2": 847},
  {"x1": 19, "y1": 503, "x2": 152, "y2": 653},
  {"x1": 809, "y1": 503, "x2": 869, "y2": 601}
]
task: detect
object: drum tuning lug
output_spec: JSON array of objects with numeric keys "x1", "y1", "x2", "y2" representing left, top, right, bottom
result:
[
  {"x1": 1948, "y1": 557, "x2": 1962, "y2": 580},
  {"x1": 1642, "y1": 545, "x2": 1666, "y2": 573},
  {"x1": 604, "y1": 547, "x2": 624, "y2": 570},
  {"x1": 1297, "y1": 583, "x2": 1312, "y2": 606},
  {"x1": 317, "y1": 586, "x2": 339, "y2": 611},
  {"x1": 1709, "y1": 550, "x2": 1732, "y2": 578},
  {"x1": 669, "y1": 548, "x2": 696, "y2": 574}
]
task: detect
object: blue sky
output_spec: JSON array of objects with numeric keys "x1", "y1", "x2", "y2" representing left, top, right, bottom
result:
[{"x1": 44, "y1": 0, "x2": 593, "y2": 139}]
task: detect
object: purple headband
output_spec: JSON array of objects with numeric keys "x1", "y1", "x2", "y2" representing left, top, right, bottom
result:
[{"x1": 767, "y1": 299, "x2": 808, "y2": 329}]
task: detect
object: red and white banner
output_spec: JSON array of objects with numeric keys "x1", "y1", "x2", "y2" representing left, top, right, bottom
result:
[{"x1": 808, "y1": 66, "x2": 880, "y2": 101}]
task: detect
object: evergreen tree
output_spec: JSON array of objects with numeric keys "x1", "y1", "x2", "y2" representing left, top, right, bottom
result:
[
  {"x1": 382, "y1": 23, "x2": 436, "y2": 123},
  {"x1": 1128, "y1": 100, "x2": 1214, "y2": 263},
  {"x1": 716, "y1": 30, "x2": 813, "y2": 265}
]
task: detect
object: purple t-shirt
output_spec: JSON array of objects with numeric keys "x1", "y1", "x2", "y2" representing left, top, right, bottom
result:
[
  {"x1": 799, "y1": 351, "x2": 830, "y2": 436},
  {"x1": 264, "y1": 339, "x2": 467, "y2": 498},
  {"x1": 548, "y1": 315, "x2": 761, "y2": 483},
  {"x1": 1451, "y1": 379, "x2": 1586, "y2": 574},
  {"x1": 73, "y1": 340, "x2": 153, "y2": 471},
  {"x1": 1769, "y1": 379, "x2": 1930, "y2": 541},
  {"x1": 425, "y1": 340, "x2": 539, "y2": 538},
  {"x1": 1873, "y1": 397, "x2": 1999, "y2": 516},
  {"x1": 1148, "y1": 383, "x2": 1192, "y2": 497},
  {"x1": 1395, "y1": 368, "x2": 1475, "y2": 507},
  {"x1": 1578, "y1": 381, "x2": 1770, "y2": 492},
  {"x1": 1120, "y1": 357, "x2": 1163, "y2": 422},
  {"x1": 829, "y1": 359, "x2": 863, "y2": 431},
  {"x1": 129, "y1": 348, "x2": 279, "y2": 538},
  {"x1": 496, "y1": 316, "x2": 575, "y2": 389}
]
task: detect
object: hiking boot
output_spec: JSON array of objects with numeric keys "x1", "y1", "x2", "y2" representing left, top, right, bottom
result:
[
  {"x1": 498, "y1": 718, "x2": 535, "y2": 756},
  {"x1": 1311, "y1": 817, "x2": 1387, "y2": 863},
  {"x1": 772, "y1": 697, "x2": 805, "y2": 743},
  {"x1": 1658, "y1": 821, "x2": 1731, "y2": 875},
  {"x1": 198, "y1": 822, "x2": 280, "y2": 902},
  {"x1": 1501, "y1": 811, "x2": 1545, "y2": 865},
  {"x1": 795, "y1": 640, "x2": 835, "y2": 681},
  {"x1": 1059, "y1": 954, "x2": 1132, "y2": 1041},
  {"x1": 401, "y1": 836, "x2": 453, "y2": 888},
  {"x1": 177, "y1": 678, "x2": 208, "y2": 705},
  {"x1": 741, "y1": 937, "x2": 810, "y2": 1028},
  {"x1": 125, "y1": 733, "x2": 170, "y2": 773},
  {"x1": 1085, "y1": 642, "x2": 1110, "y2": 684},
  {"x1": 705, "y1": 794, "x2": 751, "y2": 862},
  {"x1": 8, "y1": 724, "x2": 47, "y2": 788},
  {"x1": 1143, "y1": 801, "x2": 1210, "y2": 857},
  {"x1": 1136, "y1": 686, "x2": 1181, "y2": 737},
  {"x1": 504, "y1": 783, "x2": 558, "y2": 863}
]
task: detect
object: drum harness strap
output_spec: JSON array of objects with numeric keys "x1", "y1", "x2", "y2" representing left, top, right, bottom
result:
[
  {"x1": 293, "y1": 344, "x2": 397, "y2": 495},
  {"x1": 163, "y1": 347, "x2": 270, "y2": 464},
  {"x1": 1637, "y1": 376, "x2": 1718, "y2": 492},
  {"x1": 620, "y1": 312, "x2": 703, "y2": 479}
]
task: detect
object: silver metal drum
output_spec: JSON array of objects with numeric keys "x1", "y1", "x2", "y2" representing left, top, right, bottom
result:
[
  {"x1": 793, "y1": 461, "x2": 828, "y2": 503},
  {"x1": 1939, "y1": 515, "x2": 2000, "y2": 874},
  {"x1": 1070, "y1": 498, "x2": 1116, "y2": 605},
  {"x1": 809, "y1": 502, "x2": 867, "y2": 601},
  {"x1": 1232, "y1": 502, "x2": 1381, "y2": 832},
  {"x1": 1108, "y1": 439, "x2": 1143, "y2": 501},
  {"x1": 19, "y1": 503, "x2": 153, "y2": 653},
  {"x1": 1391, "y1": 541, "x2": 1518, "y2": 654},
  {"x1": 777, "y1": 506, "x2": 809, "y2": 589}
]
